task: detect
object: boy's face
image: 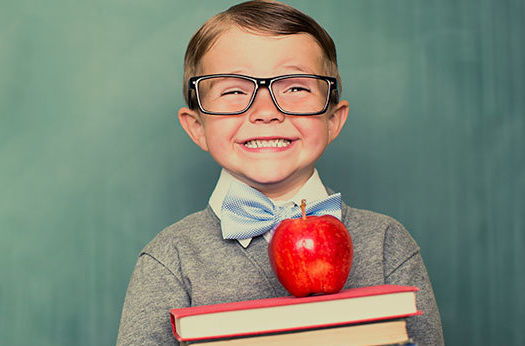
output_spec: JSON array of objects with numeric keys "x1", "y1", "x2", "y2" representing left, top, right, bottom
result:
[{"x1": 179, "y1": 27, "x2": 348, "y2": 200}]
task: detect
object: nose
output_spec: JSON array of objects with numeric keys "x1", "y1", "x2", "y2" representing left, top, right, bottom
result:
[{"x1": 248, "y1": 87, "x2": 285, "y2": 123}]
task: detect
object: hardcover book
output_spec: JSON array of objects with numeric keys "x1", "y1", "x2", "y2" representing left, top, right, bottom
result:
[
  {"x1": 180, "y1": 319, "x2": 410, "y2": 345},
  {"x1": 170, "y1": 285, "x2": 421, "y2": 342}
]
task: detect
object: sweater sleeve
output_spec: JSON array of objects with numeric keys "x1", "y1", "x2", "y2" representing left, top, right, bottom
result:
[
  {"x1": 383, "y1": 221, "x2": 445, "y2": 346},
  {"x1": 116, "y1": 253, "x2": 188, "y2": 346}
]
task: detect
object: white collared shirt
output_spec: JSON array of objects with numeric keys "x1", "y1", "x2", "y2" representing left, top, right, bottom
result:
[{"x1": 209, "y1": 168, "x2": 329, "y2": 248}]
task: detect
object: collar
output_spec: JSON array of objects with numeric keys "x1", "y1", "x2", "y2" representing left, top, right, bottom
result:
[{"x1": 209, "y1": 168, "x2": 329, "y2": 248}]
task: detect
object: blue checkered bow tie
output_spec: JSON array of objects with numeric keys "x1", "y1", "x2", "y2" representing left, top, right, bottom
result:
[{"x1": 221, "y1": 180, "x2": 342, "y2": 240}]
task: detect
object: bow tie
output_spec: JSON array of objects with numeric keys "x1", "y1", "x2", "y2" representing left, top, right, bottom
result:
[{"x1": 221, "y1": 180, "x2": 342, "y2": 240}]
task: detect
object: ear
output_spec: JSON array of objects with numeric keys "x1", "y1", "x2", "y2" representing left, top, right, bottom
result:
[
  {"x1": 178, "y1": 107, "x2": 209, "y2": 151},
  {"x1": 327, "y1": 99, "x2": 349, "y2": 143}
]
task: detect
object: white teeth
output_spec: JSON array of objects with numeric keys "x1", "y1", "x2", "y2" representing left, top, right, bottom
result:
[{"x1": 244, "y1": 139, "x2": 292, "y2": 149}]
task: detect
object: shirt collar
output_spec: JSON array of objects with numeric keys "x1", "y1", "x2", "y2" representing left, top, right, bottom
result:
[{"x1": 209, "y1": 168, "x2": 329, "y2": 248}]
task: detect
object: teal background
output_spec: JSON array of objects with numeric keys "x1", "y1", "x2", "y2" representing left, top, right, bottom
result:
[{"x1": 1, "y1": 0, "x2": 523, "y2": 345}]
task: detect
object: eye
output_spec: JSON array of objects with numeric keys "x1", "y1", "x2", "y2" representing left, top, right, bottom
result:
[
  {"x1": 284, "y1": 85, "x2": 311, "y2": 94},
  {"x1": 221, "y1": 89, "x2": 247, "y2": 96},
  {"x1": 288, "y1": 86, "x2": 310, "y2": 92}
]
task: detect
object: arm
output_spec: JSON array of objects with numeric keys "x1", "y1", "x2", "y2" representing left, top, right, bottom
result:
[
  {"x1": 117, "y1": 253, "x2": 189, "y2": 346},
  {"x1": 383, "y1": 222, "x2": 445, "y2": 346}
]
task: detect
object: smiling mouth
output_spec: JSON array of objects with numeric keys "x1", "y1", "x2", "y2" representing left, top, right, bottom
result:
[{"x1": 243, "y1": 138, "x2": 292, "y2": 149}]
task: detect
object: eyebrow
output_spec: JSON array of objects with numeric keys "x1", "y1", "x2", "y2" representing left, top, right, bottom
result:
[
  {"x1": 215, "y1": 65, "x2": 318, "y2": 77},
  {"x1": 279, "y1": 64, "x2": 317, "y2": 74}
]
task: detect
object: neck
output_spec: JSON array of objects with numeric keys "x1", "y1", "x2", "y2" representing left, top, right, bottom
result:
[{"x1": 230, "y1": 168, "x2": 315, "y2": 201}]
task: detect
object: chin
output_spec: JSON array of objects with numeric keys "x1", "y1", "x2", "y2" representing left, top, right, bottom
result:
[
  {"x1": 242, "y1": 168, "x2": 311, "y2": 193},
  {"x1": 247, "y1": 167, "x2": 292, "y2": 182},
  {"x1": 231, "y1": 171, "x2": 286, "y2": 188},
  {"x1": 246, "y1": 175, "x2": 289, "y2": 187}
]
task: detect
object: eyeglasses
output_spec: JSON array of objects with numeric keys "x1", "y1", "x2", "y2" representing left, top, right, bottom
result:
[{"x1": 188, "y1": 74, "x2": 338, "y2": 116}]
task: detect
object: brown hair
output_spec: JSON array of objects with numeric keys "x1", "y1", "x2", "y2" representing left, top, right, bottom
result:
[{"x1": 183, "y1": 0, "x2": 341, "y2": 108}]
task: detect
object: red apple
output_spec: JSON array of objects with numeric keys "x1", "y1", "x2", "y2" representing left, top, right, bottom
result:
[{"x1": 268, "y1": 200, "x2": 353, "y2": 297}]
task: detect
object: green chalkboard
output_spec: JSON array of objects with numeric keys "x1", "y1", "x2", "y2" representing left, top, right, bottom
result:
[{"x1": 1, "y1": 0, "x2": 524, "y2": 345}]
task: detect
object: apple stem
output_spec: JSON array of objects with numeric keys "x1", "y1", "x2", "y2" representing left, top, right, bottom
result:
[{"x1": 300, "y1": 199, "x2": 307, "y2": 220}]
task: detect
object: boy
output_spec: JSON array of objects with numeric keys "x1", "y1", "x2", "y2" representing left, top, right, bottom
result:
[{"x1": 117, "y1": 1, "x2": 444, "y2": 345}]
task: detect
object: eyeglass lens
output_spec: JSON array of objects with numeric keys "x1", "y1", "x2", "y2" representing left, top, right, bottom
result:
[{"x1": 196, "y1": 76, "x2": 330, "y2": 114}]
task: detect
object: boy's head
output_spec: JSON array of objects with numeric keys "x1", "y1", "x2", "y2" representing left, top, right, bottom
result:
[
  {"x1": 178, "y1": 0, "x2": 349, "y2": 200},
  {"x1": 183, "y1": 0, "x2": 342, "y2": 108}
]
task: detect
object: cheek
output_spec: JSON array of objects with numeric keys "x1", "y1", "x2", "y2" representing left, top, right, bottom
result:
[
  {"x1": 203, "y1": 118, "x2": 241, "y2": 150},
  {"x1": 296, "y1": 118, "x2": 330, "y2": 145}
]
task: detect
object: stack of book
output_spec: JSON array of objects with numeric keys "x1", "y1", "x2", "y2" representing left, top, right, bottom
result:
[{"x1": 170, "y1": 285, "x2": 420, "y2": 345}]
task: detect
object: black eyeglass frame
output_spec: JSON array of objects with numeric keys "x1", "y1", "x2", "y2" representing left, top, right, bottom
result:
[{"x1": 187, "y1": 73, "x2": 339, "y2": 116}]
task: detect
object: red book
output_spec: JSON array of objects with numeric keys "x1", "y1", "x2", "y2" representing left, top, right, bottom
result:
[{"x1": 170, "y1": 285, "x2": 422, "y2": 342}]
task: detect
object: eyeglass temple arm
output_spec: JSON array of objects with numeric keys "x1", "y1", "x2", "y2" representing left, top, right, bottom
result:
[{"x1": 187, "y1": 79, "x2": 194, "y2": 109}]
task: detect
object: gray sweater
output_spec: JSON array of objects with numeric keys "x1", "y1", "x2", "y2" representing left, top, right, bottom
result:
[{"x1": 117, "y1": 202, "x2": 444, "y2": 345}]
